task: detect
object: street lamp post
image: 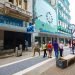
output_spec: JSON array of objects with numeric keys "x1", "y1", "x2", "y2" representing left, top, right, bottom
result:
[{"x1": 32, "y1": 15, "x2": 42, "y2": 24}]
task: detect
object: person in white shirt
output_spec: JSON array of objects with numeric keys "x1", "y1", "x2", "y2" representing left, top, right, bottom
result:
[
  {"x1": 59, "y1": 41, "x2": 64, "y2": 57},
  {"x1": 33, "y1": 40, "x2": 40, "y2": 56},
  {"x1": 25, "y1": 40, "x2": 28, "y2": 51}
]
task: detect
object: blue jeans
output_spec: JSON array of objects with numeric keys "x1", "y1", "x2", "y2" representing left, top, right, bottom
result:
[{"x1": 54, "y1": 49, "x2": 58, "y2": 59}]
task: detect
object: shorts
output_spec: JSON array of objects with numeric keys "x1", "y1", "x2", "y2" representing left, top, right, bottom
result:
[{"x1": 48, "y1": 48, "x2": 52, "y2": 52}]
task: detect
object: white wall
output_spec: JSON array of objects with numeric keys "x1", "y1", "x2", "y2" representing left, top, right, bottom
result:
[
  {"x1": 27, "y1": 0, "x2": 33, "y2": 14},
  {"x1": 0, "y1": 0, "x2": 8, "y2": 3}
]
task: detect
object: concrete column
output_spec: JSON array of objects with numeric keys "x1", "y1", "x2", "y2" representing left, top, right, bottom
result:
[
  {"x1": 13, "y1": 0, "x2": 16, "y2": 5},
  {"x1": 31, "y1": 33, "x2": 35, "y2": 48},
  {"x1": 0, "y1": 30, "x2": 4, "y2": 49},
  {"x1": 51, "y1": 37, "x2": 52, "y2": 43},
  {"x1": 22, "y1": 0, "x2": 24, "y2": 9},
  {"x1": 31, "y1": 33, "x2": 39, "y2": 47},
  {"x1": 45, "y1": 37, "x2": 47, "y2": 43},
  {"x1": 57, "y1": 37, "x2": 59, "y2": 44},
  {"x1": 64, "y1": 38, "x2": 66, "y2": 46},
  {"x1": 41, "y1": 37, "x2": 43, "y2": 45}
]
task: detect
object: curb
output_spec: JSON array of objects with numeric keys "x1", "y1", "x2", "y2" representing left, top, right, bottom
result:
[{"x1": 0, "y1": 54, "x2": 14, "y2": 59}]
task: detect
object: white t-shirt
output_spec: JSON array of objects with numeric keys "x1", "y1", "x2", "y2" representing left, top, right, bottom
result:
[{"x1": 59, "y1": 43, "x2": 64, "y2": 49}]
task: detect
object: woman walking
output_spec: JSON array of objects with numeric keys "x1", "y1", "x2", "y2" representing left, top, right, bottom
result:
[
  {"x1": 42, "y1": 42, "x2": 47, "y2": 58},
  {"x1": 47, "y1": 41, "x2": 53, "y2": 58},
  {"x1": 59, "y1": 41, "x2": 64, "y2": 57}
]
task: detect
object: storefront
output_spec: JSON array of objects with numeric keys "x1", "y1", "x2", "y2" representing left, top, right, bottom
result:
[
  {"x1": 4, "y1": 31, "x2": 31, "y2": 50},
  {"x1": 32, "y1": 0, "x2": 57, "y2": 45},
  {"x1": 0, "y1": 14, "x2": 31, "y2": 50}
]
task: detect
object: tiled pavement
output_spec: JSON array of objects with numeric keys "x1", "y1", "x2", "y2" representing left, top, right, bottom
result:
[
  {"x1": 41, "y1": 60, "x2": 75, "y2": 75},
  {"x1": 0, "y1": 51, "x2": 37, "y2": 65},
  {"x1": 0, "y1": 46, "x2": 74, "y2": 75},
  {"x1": 0, "y1": 46, "x2": 70, "y2": 65}
]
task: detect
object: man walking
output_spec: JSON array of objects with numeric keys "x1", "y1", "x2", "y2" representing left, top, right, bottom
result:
[
  {"x1": 33, "y1": 40, "x2": 40, "y2": 56},
  {"x1": 53, "y1": 40, "x2": 59, "y2": 59},
  {"x1": 42, "y1": 42, "x2": 47, "y2": 58}
]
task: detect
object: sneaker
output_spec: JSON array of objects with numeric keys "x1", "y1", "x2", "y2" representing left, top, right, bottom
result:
[
  {"x1": 43, "y1": 56, "x2": 45, "y2": 58},
  {"x1": 50, "y1": 57, "x2": 52, "y2": 58}
]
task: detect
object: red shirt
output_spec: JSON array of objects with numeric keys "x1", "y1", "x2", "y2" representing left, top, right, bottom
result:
[{"x1": 47, "y1": 43, "x2": 53, "y2": 48}]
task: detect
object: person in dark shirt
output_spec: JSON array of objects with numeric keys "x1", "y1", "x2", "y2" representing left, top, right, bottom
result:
[
  {"x1": 53, "y1": 40, "x2": 59, "y2": 59},
  {"x1": 72, "y1": 40, "x2": 75, "y2": 54}
]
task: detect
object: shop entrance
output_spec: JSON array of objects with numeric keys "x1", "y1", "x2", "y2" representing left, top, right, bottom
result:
[{"x1": 4, "y1": 31, "x2": 31, "y2": 50}]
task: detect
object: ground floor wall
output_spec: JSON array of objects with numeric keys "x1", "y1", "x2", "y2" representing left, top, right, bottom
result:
[
  {"x1": 0, "y1": 30, "x2": 71, "y2": 50},
  {"x1": 31, "y1": 33, "x2": 70, "y2": 47},
  {"x1": 0, "y1": 30, "x2": 4, "y2": 49},
  {"x1": 0, "y1": 30, "x2": 32, "y2": 50}
]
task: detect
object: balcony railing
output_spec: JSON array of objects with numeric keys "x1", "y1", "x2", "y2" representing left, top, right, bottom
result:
[
  {"x1": 5, "y1": 2, "x2": 32, "y2": 16},
  {"x1": 0, "y1": 3, "x2": 4, "y2": 8},
  {"x1": 0, "y1": 2, "x2": 32, "y2": 19}
]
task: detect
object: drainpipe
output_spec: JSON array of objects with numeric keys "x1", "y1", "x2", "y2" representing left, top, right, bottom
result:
[
  {"x1": 32, "y1": 0, "x2": 36, "y2": 24},
  {"x1": 31, "y1": 0, "x2": 36, "y2": 49}
]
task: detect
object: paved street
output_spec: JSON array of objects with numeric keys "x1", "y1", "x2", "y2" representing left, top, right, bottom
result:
[
  {"x1": 41, "y1": 47, "x2": 75, "y2": 75},
  {"x1": 0, "y1": 56, "x2": 48, "y2": 75},
  {"x1": 41, "y1": 62, "x2": 75, "y2": 75},
  {"x1": 0, "y1": 46, "x2": 71, "y2": 75}
]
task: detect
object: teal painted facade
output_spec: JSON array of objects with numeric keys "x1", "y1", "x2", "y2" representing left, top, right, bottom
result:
[{"x1": 34, "y1": 0, "x2": 57, "y2": 33}]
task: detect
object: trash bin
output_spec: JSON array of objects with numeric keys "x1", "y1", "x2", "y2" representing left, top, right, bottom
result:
[{"x1": 15, "y1": 45, "x2": 22, "y2": 57}]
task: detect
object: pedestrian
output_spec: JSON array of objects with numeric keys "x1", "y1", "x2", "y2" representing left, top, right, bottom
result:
[
  {"x1": 42, "y1": 42, "x2": 47, "y2": 58},
  {"x1": 59, "y1": 41, "x2": 64, "y2": 57},
  {"x1": 33, "y1": 40, "x2": 40, "y2": 56},
  {"x1": 25, "y1": 40, "x2": 28, "y2": 51},
  {"x1": 72, "y1": 40, "x2": 75, "y2": 54},
  {"x1": 53, "y1": 40, "x2": 59, "y2": 59},
  {"x1": 68, "y1": 40, "x2": 72, "y2": 52},
  {"x1": 19, "y1": 43, "x2": 22, "y2": 55},
  {"x1": 47, "y1": 41, "x2": 53, "y2": 58},
  {"x1": 19, "y1": 43, "x2": 22, "y2": 50}
]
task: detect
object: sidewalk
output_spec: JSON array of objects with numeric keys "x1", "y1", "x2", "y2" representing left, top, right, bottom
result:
[
  {"x1": 0, "y1": 46, "x2": 70, "y2": 65},
  {"x1": 0, "y1": 51, "x2": 42, "y2": 65},
  {"x1": 41, "y1": 61, "x2": 75, "y2": 75}
]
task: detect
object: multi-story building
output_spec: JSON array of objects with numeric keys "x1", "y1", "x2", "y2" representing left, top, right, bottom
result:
[
  {"x1": 57, "y1": 0, "x2": 71, "y2": 44},
  {"x1": 0, "y1": 0, "x2": 33, "y2": 50},
  {"x1": 0, "y1": 0, "x2": 71, "y2": 51},
  {"x1": 32, "y1": 0, "x2": 71, "y2": 45},
  {"x1": 48, "y1": 0, "x2": 71, "y2": 44}
]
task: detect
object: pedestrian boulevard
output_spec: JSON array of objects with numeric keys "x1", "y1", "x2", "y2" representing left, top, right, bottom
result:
[
  {"x1": 0, "y1": 55, "x2": 52, "y2": 75},
  {"x1": 0, "y1": 46, "x2": 70, "y2": 75}
]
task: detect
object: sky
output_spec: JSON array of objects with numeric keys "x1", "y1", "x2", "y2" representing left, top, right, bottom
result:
[{"x1": 69, "y1": 0, "x2": 75, "y2": 24}]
